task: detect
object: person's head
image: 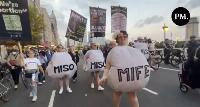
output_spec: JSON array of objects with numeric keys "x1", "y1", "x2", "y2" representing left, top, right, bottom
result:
[
  {"x1": 39, "y1": 51, "x2": 45, "y2": 56},
  {"x1": 109, "y1": 41, "x2": 117, "y2": 48},
  {"x1": 69, "y1": 45, "x2": 75, "y2": 52},
  {"x1": 56, "y1": 45, "x2": 64, "y2": 52},
  {"x1": 114, "y1": 31, "x2": 128, "y2": 45},
  {"x1": 27, "y1": 49, "x2": 35, "y2": 58},
  {"x1": 137, "y1": 37, "x2": 143, "y2": 42},
  {"x1": 147, "y1": 39, "x2": 152, "y2": 44},
  {"x1": 90, "y1": 42, "x2": 97, "y2": 50},
  {"x1": 144, "y1": 37, "x2": 148, "y2": 42}
]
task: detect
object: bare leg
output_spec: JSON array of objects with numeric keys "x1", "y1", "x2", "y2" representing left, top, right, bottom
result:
[
  {"x1": 128, "y1": 92, "x2": 139, "y2": 107},
  {"x1": 113, "y1": 91, "x2": 122, "y2": 107},
  {"x1": 95, "y1": 71, "x2": 100, "y2": 86},
  {"x1": 91, "y1": 72, "x2": 95, "y2": 83},
  {"x1": 64, "y1": 76, "x2": 70, "y2": 88},
  {"x1": 59, "y1": 78, "x2": 63, "y2": 89}
]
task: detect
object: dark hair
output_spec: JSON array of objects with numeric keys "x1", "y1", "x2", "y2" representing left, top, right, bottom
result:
[
  {"x1": 120, "y1": 31, "x2": 128, "y2": 36},
  {"x1": 147, "y1": 39, "x2": 152, "y2": 43},
  {"x1": 115, "y1": 31, "x2": 128, "y2": 43}
]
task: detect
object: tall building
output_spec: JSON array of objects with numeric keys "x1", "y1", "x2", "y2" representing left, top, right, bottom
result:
[
  {"x1": 28, "y1": 0, "x2": 59, "y2": 46},
  {"x1": 50, "y1": 11, "x2": 60, "y2": 45},
  {"x1": 186, "y1": 17, "x2": 199, "y2": 41},
  {"x1": 41, "y1": 8, "x2": 54, "y2": 45}
]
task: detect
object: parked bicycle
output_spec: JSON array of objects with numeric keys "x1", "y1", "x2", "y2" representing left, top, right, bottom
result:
[{"x1": 170, "y1": 49, "x2": 186, "y2": 68}]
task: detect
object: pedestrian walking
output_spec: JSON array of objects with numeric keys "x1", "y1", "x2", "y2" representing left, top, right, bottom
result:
[
  {"x1": 46, "y1": 45, "x2": 77, "y2": 95},
  {"x1": 84, "y1": 42, "x2": 104, "y2": 91},
  {"x1": 22, "y1": 49, "x2": 44, "y2": 102},
  {"x1": 99, "y1": 31, "x2": 151, "y2": 107},
  {"x1": 6, "y1": 47, "x2": 23, "y2": 89},
  {"x1": 68, "y1": 45, "x2": 79, "y2": 82},
  {"x1": 38, "y1": 51, "x2": 47, "y2": 84}
]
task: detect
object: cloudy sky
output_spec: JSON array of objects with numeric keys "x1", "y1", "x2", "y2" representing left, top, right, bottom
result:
[{"x1": 40, "y1": 0, "x2": 200, "y2": 43}]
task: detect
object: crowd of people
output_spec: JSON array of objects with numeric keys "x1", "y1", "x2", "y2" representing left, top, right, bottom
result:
[{"x1": 1, "y1": 31, "x2": 200, "y2": 107}]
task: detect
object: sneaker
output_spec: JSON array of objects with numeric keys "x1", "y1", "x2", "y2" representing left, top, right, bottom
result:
[
  {"x1": 32, "y1": 96, "x2": 37, "y2": 102},
  {"x1": 29, "y1": 92, "x2": 33, "y2": 97},
  {"x1": 14, "y1": 85, "x2": 18, "y2": 89},
  {"x1": 98, "y1": 86, "x2": 104, "y2": 91},
  {"x1": 38, "y1": 82, "x2": 43, "y2": 85},
  {"x1": 67, "y1": 87, "x2": 72, "y2": 93},
  {"x1": 43, "y1": 80, "x2": 46, "y2": 83},
  {"x1": 91, "y1": 83, "x2": 94, "y2": 89},
  {"x1": 59, "y1": 88, "x2": 63, "y2": 94}
]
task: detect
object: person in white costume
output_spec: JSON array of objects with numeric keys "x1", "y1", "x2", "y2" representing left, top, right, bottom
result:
[
  {"x1": 84, "y1": 42, "x2": 105, "y2": 91},
  {"x1": 134, "y1": 37, "x2": 150, "y2": 60},
  {"x1": 48, "y1": 45, "x2": 76, "y2": 94},
  {"x1": 99, "y1": 31, "x2": 151, "y2": 107}
]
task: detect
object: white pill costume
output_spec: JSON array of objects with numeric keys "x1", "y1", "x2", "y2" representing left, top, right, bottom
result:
[
  {"x1": 106, "y1": 46, "x2": 151, "y2": 92},
  {"x1": 47, "y1": 52, "x2": 77, "y2": 78},
  {"x1": 134, "y1": 42, "x2": 149, "y2": 59},
  {"x1": 84, "y1": 50, "x2": 105, "y2": 72}
]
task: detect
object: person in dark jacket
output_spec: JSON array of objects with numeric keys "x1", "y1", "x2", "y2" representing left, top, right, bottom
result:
[
  {"x1": 163, "y1": 39, "x2": 172, "y2": 64},
  {"x1": 183, "y1": 35, "x2": 200, "y2": 85},
  {"x1": 82, "y1": 46, "x2": 89, "y2": 55},
  {"x1": 45, "y1": 47, "x2": 53, "y2": 64},
  {"x1": 68, "y1": 45, "x2": 79, "y2": 82}
]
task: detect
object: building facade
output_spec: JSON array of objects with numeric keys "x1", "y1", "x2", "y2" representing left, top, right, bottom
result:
[
  {"x1": 185, "y1": 17, "x2": 199, "y2": 41},
  {"x1": 28, "y1": 0, "x2": 60, "y2": 46}
]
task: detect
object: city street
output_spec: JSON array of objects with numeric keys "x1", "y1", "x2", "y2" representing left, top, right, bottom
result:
[{"x1": 1, "y1": 57, "x2": 200, "y2": 107}]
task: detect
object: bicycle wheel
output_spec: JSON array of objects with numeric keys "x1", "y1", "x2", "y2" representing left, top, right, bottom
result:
[
  {"x1": 170, "y1": 55, "x2": 180, "y2": 68},
  {"x1": 20, "y1": 72, "x2": 29, "y2": 89},
  {"x1": 0, "y1": 78, "x2": 13, "y2": 102}
]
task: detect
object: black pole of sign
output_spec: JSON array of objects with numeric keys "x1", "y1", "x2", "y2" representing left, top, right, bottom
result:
[{"x1": 67, "y1": 33, "x2": 70, "y2": 48}]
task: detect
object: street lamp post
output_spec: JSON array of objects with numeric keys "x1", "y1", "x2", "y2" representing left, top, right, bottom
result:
[{"x1": 162, "y1": 24, "x2": 169, "y2": 40}]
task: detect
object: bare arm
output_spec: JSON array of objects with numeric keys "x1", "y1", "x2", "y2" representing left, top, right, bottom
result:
[{"x1": 102, "y1": 61, "x2": 111, "y2": 78}]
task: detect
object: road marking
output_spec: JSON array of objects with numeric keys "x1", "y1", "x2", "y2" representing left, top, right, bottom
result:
[
  {"x1": 143, "y1": 88, "x2": 159, "y2": 95},
  {"x1": 160, "y1": 67, "x2": 180, "y2": 72},
  {"x1": 48, "y1": 90, "x2": 56, "y2": 107}
]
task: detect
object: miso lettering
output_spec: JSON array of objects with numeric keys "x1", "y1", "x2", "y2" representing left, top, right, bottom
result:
[
  {"x1": 90, "y1": 62, "x2": 104, "y2": 69},
  {"x1": 54, "y1": 64, "x2": 75, "y2": 73}
]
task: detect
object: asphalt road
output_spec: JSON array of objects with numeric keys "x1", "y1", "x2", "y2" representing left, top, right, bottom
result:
[{"x1": 1, "y1": 58, "x2": 200, "y2": 107}]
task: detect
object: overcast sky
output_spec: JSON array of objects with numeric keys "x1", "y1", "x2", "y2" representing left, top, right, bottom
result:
[{"x1": 40, "y1": 0, "x2": 200, "y2": 43}]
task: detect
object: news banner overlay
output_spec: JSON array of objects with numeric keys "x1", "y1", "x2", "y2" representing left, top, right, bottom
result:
[{"x1": 171, "y1": 7, "x2": 190, "y2": 26}]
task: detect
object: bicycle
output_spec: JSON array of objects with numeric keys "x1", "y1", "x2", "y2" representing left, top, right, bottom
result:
[
  {"x1": 170, "y1": 49, "x2": 186, "y2": 68},
  {"x1": 0, "y1": 63, "x2": 13, "y2": 102}
]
